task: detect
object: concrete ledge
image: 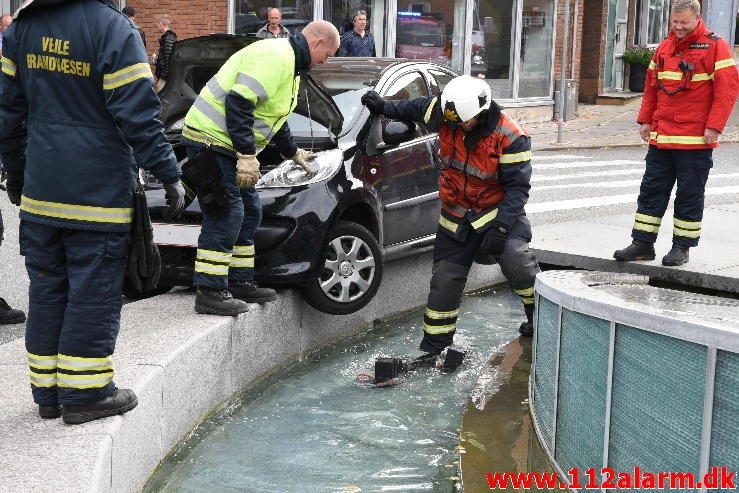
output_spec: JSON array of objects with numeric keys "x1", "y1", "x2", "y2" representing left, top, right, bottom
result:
[{"x1": 0, "y1": 252, "x2": 505, "y2": 493}]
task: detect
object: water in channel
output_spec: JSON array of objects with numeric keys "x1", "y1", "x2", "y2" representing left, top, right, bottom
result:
[{"x1": 145, "y1": 285, "x2": 525, "y2": 493}]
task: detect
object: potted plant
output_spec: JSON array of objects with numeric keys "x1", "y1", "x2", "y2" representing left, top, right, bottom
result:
[{"x1": 622, "y1": 45, "x2": 655, "y2": 92}]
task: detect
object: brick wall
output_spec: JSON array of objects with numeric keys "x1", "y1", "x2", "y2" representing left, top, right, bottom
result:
[
  {"x1": 579, "y1": 0, "x2": 606, "y2": 102},
  {"x1": 126, "y1": 0, "x2": 228, "y2": 58},
  {"x1": 552, "y1": 0, "x2": 585, "y2": 102}
]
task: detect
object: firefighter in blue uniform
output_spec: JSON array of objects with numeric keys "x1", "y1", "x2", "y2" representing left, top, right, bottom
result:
[{"x1": 0, "y1": 0, "x2": 185, "y2": 424}]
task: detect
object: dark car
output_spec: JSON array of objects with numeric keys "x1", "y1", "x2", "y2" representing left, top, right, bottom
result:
[{"x1": 138, "y1": 34, "x2": 457, "y2": 314}]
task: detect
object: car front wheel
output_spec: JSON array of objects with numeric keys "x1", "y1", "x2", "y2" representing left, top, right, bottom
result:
[{"x1": 300, "y1": 221, "x2": 383, "y2": 315}]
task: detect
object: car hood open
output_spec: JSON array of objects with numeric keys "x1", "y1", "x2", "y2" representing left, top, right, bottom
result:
[{"x1": 159, "y1": 34, "x2": 343, "y2": 137}]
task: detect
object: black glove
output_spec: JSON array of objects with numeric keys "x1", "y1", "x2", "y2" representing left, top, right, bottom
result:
[
  {"x1": 5, "y1": 171, "x2": 23, "y2": 206},
  {"x1": 480, "y1": 223, "x2": 508, "y2": 256},
  {"x1": 162, "y1": 180, "x2": 185, "y2": 220},
  {"x1": 127, "y1": 189, "x2": 161, "y2": 294},
  {"x1": 361, "y1": 90, "x2": 385, "y2": 115}
]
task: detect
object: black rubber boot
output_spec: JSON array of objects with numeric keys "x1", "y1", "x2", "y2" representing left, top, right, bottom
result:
[
  {"x1": 195, "y1": 287, "x2": 249, "y2": 316},
  {"x1": 419, "y1": 331, "x2": 454, "y2": 355},
  {"x1": 39, "y1": 405, "x2": 61, "y2": 419},
  {"x1": 613, "y1": 240, "x2": 656, "y2": 261},
  {"x1": 662, "y1": 246, "x2": 690, "y2": 266},
  {"x1": 229, "y1": 281, "x2": 277, "y2": 303},
  {"x1": 519, "y1": 304, "x2": 534, "y2": 337},
  {"x1": 0, "y1": 297, "x2": 26, "y2": 325},
  {"x1": 62, "y1": 388, "x2": 138, "y2": 425}
]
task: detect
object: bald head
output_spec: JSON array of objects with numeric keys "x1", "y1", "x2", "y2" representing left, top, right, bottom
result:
[{"x1": 301, "y1": 20, "x2": 340, "y2": 68}]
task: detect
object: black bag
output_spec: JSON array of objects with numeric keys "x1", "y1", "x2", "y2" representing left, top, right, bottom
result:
[
  {"x1": 180, "y1": 146, "x2": 230, "y2": 218},
  {"x1": 127, "y1": 182, "x2": 161, "y2": 294}
]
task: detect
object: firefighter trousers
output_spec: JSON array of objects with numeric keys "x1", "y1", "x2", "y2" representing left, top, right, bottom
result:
[
  {"x1": 21, "y1": 220, "x2": 129, "y2": 406},
  {"x1": 186, "y1": 143, "x2": 261, "y2": 290},
  {"x1": 631, "y1": 145, "x2": 713, "y2": 248},
  {"x1": 420, "y1": 215, "x2": 539, "y2": 353}
]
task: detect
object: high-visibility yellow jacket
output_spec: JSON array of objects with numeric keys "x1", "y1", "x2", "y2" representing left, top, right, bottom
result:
[{"x1": 183, "y1": 37, "x2": 303, "y2": 156}]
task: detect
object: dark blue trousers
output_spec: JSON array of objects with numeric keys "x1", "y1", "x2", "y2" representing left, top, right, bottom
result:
[
  {"x1": 21, "y1": 220, "x2": 129, "y2": 406},
  {"x1": 185, "y1": 143, "x2": 261, "y2": 290},
  {"x1": 632, "y1": 145, "x2": 712, "y2": 248}
]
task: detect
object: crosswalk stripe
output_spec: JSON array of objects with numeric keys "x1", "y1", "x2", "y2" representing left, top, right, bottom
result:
[
  {"x1": 533, "y1": 159, "x2": 642, "y2": 170},
  {"x1": 527, "y1": 186, "x2": 739, "y2": 213},
  {"x1": 532, "y1": 173, "x2": 739, "y2": 190},
  {"x1": 532, "y1": 168, "x2": 645, "y2": 182},
  {"x1": 532, "y1": 154, "x2": 594, "y2": 161}
]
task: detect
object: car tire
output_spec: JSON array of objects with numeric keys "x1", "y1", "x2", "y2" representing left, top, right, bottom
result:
[
  {"x1": 301, "y1": 221, "x2": 383, "y2": 315},
  {"x1": 122, "y1": 277, "x2": 173, "y2": 300}
]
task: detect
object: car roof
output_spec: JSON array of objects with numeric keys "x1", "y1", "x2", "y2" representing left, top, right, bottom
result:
[{"x1": 317, "y1": 57, "x2": 409, "y2": 76}]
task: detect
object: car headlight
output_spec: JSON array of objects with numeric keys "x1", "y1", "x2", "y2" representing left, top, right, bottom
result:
[{"x1": 256, "y1": 148, "x2": 343, "y2": 188}]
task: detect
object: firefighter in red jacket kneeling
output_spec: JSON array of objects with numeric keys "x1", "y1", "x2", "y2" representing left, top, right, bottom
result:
[
  {"x1": 362, "y1": 75, "x2": 540, "y2": 348},
  {"x1": 614, "y1": 0, "x2": 738, "y2": 266}
]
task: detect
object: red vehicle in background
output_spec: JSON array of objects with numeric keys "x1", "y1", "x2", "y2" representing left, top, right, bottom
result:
[{"x1": 395, "y1": 12, "x2": 449, "y2": 66}]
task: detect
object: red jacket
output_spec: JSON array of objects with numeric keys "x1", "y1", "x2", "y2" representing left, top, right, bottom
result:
[
  {"x1": 383, "y1": 97, "x2": 532, "y2": 233},
  {"x1": 638, "y1": 19, "x2": 739, "y2": 149}
]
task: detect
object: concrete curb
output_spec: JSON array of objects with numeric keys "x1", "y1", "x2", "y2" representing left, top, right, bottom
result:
[{"x1": 0, "y1": 252, "x2": 506, "y2": 493}]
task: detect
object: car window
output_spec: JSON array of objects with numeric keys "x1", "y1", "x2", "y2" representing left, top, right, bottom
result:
[
  {"x1": 428, "y1": 69, "x2": 454, "y2": 95},
  {"x1": 383, "y1": 71, "x2": 429, "y2": 101}
]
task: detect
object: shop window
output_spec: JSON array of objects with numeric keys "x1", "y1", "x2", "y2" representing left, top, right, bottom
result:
[
  {"x1": 395, "y1": 0, "x2": 468, "y2": 73},
  {"x1": 234, "y1": 0, "x2": 314, "y2": 35},
  {"x1": 636, "y1": 0, "x2": 669, "y2": 46},
  {"x1": 518, "y1": 0, "x2": 554, "y2": 97},
  {"x1": 476, "y1": 0, "x2": 515, "y2": 99}
]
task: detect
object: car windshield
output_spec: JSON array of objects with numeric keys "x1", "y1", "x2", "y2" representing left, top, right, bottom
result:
[{"x1": 288, "y1": 69, "x2": 381, "y2": 137}]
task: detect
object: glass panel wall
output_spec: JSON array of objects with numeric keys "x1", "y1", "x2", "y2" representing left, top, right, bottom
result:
[
  {"x1": 234, "y1": 0, "x2": 314, "y2": 35},
  {"x1": 325, "y1": 0, "x2": 388, "y2": 55},
  {"x1": 476, "y1": 0, "x2": 516, "y2": 99},
  {"x1": 394, "y1": 0, "x2": 467, "y2": 73},
  {"x1": 518, "y1": 0, "x2": 553, "y2": 97}
]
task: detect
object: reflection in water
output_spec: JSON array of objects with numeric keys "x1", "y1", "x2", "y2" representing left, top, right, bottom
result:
[
  {"x1": 144, "y1": 286, "x2": 526, "y2": 492},
  {"x1": 460, "y1": 338, "x2": 562, "y2": 492}
]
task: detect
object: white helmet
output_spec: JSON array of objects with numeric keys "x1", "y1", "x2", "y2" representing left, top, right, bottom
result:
[{"x1": 440, "y1": 75, "x2": 492, "y2": 124}]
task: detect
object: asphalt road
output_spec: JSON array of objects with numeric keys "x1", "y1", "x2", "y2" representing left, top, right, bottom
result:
[{"x1": 2, "y1": 143, "x2": 739, "y2": 344}]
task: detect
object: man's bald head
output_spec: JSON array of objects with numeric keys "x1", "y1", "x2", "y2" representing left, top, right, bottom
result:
[{"x1": 302, "y1": 20, "x2": 340, "y2": 68}]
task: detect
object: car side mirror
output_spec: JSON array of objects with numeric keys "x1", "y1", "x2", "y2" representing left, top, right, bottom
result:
[
  {"x1": 365, "y1": 116, "x2": 417, "y2": 157},
  {"x1": 383, "y1": 121, "x2": 416, "y2": 146}
]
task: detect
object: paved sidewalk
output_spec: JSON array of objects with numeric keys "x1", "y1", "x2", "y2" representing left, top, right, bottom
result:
[{"x1": 525, "y1": 98, "x2": 739, "y2": 151}]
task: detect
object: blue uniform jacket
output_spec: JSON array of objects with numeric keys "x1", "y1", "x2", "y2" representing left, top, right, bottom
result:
[{"x1": 0, "y1": 0, "x2": 179, "y2": 232}]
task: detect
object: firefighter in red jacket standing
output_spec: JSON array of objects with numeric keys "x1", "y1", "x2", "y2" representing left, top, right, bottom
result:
[
  {"x1": 614, "y1": 0, "x2": 738, "y2": 266},
  {"x1": 362, "y1": 75, "x2": 539, "y2": 346}
]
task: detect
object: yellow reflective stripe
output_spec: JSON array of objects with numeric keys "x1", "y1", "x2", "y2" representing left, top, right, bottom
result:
[
  {"x1": 20, "y1": 196, "x2": 133, "y2": 224},
  {"x1": 470, "y1": 209, "x2": 499, "y2": 230},
  {"x1": 57, "y1": 362, "x2": 113, "y2": 372},
  {"x1": 691, "y1": 73, "x2": 713, "y2": 82},
  {"x1": 423, "y1": 322, "x2": 456, "y2": 334},
  {"x1": 57, "y1": 372, "x2": 114, "y2": 389},
  {"x1": 1, "y1": 56, "x2": 16, "y2": 76},
  {"x1": 634, "y1": 222, "x2": 660, "y2": 233},
  {"x1": 230, "y1": 257, "x2": 255, "y2": 268},
  {"x1": 195, "y1": 262, "x2": 229, "y2": 276},
  {"x1": 655, "y1": 135, "x2": 706, "y2": 145},
  {"x1": 673, "y1": 218, "x2": 701, "y2": 230},
  {"x1": 58, "y1": 353, "x2": 112, "y2": 364},
  {"x1": 424, "y1": 97, "x2": 438, "y2": 124},
  {"x1": 182, "y1": 126, "x2": 235, "y2": 151},
  {"x1": 196, "y1": 249, "x2": 232, "y2": 263},
  {"x1": 439, "y1": 216, "x2": 458, "y2": 233},
  {"x1": 28, "y1": 353, "x2": 58, "y2": 370},
  {"x1": 30, "y1": 371, "x2": 57, "y2": 387},
  {"x1": 657, "y1": 71, "x2": 683, "y2": 80},
  {"x1": 233, "y1": 245, "x2": 255, "y2": 256},
  {"x1": 499, "y1": 150, "x2": 532, "y2": 164},
  {"x1": 635, "y1": 213, "x2": 662, "y2": 225},
  {"x1": 522, "y1": 298, "x2": 535, "y2": 305},
  {"x1": 425, "y1": 308, "x2": 460, "y2": 320},
  {"x1": 103, "y1": 63, "x2": 152, "y2": 90},
  {"x1": 514, "y1": 287, "x2": 534, "y2": 297},
  {"x1": 649, "y1": 131, "x2": 658, "y2": 140},
  {"x1": 57, "y1": 353, "x2": 114, "y2": 372},
  {"x1": 674, "y1": 227, "x2": 701, "y2": 238},
  {"x1": 648, "y1": 60, "x2": 656, "y2": 70},
  {"x1": 714, "y1": 58, "x2": 736, "y2": 71}
]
